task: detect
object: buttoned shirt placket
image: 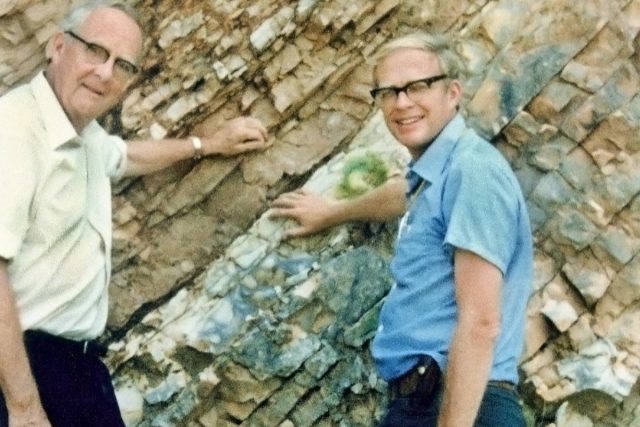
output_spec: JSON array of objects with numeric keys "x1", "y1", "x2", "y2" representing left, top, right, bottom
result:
[{"x1": 398, "y1": 169, "x2": 428, "y2": 238}]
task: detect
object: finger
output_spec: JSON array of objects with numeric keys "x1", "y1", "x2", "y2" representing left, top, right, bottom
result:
[
  {"x1": 243, "y1": 117, "x2": 268, "y2": 137},
  {"x1": 257, "y1": 124, "x2": 268, "y2": 139},
  {"x1": 268, "y1": 207, "x2": 285, "y2": 217},
  {"x1": 270, "y1": 197, "x2": 294, "y2": 209},
  {"x1": 235, "y1": 139, "x2": 270, "y2": 153},
  {"x1": 269, "y1": 198, "x2": 290, "y2": 209},
  {"x1": 242, "y1": 127, "x2": 268, "y2": 143},
  {"x1": 248, "y1": 121, "x2": 268, "y2": 140},
  {"x1": 249, "y1": 137, "x2": 271, "y2": 148},
  {"x1": 282, "y1": 226, "x2": 309, "y2": 240},
  {"x1": 271, "y1": 189, "x2": 308, "y2": 206},
  {"x1": 277, "y1": 192, "x2": 307, "y2": 205},
  {"x1": 279, "y1": 189, "x2": 307, "y2": 199},
  {"x1": 268, "y1": 207, "x2": 298, "y2": 218}
]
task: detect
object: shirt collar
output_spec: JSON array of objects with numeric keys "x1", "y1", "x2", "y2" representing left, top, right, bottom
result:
[
  {"x1": 30, "y1": 71, "x2": 79, "y2": 149},
  {"x1": 409, "y1": 113, "x2": 467, "y2": 184}
]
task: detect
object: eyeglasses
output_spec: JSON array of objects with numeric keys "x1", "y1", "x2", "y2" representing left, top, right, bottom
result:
[
  {"x1": 65, "y1": 31, "x2": 140, "y2": 80},
  {"x1": 370, "y1": 74, "x2": 448, "y2": 106}
]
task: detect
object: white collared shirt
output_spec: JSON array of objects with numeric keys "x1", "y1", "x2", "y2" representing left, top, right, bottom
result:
[{"x1": 0, "y1": 72, "x2": 127, "y2": 339}]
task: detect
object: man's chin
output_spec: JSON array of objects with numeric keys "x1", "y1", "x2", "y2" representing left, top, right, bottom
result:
[
  {"x1": 80, "y1": 102, "x2": 114, "y2": 119},
  {"x1": 396, "y1": 134, "x2": 430, "y2": 150},
  {"x1": 70, "y1": 107, "x2": 110, "y2": 130}
]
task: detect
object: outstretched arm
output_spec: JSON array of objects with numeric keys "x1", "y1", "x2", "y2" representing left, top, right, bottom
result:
[
  {"x1": 124, "y1": 117, "x2": 269, "y2": 177},
  {"x1": 0, "y1": 259, "x2": 51, "y2": 427},
  {"x1": 269, "y1": 177, "x2": 407, "y2": 239}
]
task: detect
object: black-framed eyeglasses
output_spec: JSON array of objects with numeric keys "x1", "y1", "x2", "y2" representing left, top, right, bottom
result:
[
  {"x1": 65, "y1": 31, "x2": 140, "y2": 79},
  {"x1": 370, "y1": 74, "x2": 448, "y2": 105}
]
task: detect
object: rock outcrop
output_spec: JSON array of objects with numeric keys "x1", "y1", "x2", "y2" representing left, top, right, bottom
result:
[{"x1": 3, "y1": 0, "x2": 640, "y2": 425}]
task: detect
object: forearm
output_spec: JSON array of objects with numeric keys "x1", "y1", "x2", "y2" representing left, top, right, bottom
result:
[
  {"x1": 0, "y1": 260, "x2": 44, "y2": 417},
  {"x1": 438, "y1": 320, "x2": 495, "y2": 427},
  {"x1": 124, "y1": 117, "x2": 269, "y2": 177},
  {"x1": 331, "y1": 177, "x2": 407, "y2": 224},
  {"x1": 124, "y1": 137, "x2": 196, "y2": 177}
]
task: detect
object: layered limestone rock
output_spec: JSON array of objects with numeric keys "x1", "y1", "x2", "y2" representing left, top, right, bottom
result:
[
  {"x1": 4, "y1": 0, "x2": 640, "y2": 425},
  {"x1": 107, "y1": 114, "x2": 407, "y2": 426}
]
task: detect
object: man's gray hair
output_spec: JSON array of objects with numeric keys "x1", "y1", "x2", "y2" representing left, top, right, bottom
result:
[
  {"x1": 370, "y1": 32, "x2": 467, "y2": 84},
  {"x1": 59, "y1": 0, "x2": 143, "y2": 35}
]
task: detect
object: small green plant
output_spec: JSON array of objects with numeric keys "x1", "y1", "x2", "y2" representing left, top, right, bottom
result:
[{"x1": 336, "y1": 152, "x2": 389, "y2": 199}]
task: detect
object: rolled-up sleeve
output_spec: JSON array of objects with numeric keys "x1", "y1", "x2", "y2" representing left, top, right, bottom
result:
[
  {"x1": 83, "y1": 121, "x2": 128, "y2": 181},
  {"x1": 104, "y1": 135, "x2": 128, "y2": 181}
]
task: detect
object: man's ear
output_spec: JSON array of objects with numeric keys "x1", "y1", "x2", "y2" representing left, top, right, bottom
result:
[
  {"x1": 447, "y1": 79, "x2": 463, "y2": 106},
  {"x1": 45, "y1": 31, "x2": 65, "y2": 63}
]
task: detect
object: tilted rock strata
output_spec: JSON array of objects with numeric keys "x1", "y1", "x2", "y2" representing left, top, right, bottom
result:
[{"x1": 4, "y1": 0, "x2": 640, "y2": 425}]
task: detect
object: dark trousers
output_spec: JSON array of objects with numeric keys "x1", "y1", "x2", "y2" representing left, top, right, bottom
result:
[
  {"x1": 0, "y1": 331, "x2": 125, "y2": 427},
  {"x1": 378, "y1": 383, "x2": 526, "y2": 427}
]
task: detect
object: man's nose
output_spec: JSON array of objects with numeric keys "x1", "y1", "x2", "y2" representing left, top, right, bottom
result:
[
  {"x1": 394, "y1": 90, "x2": 414, "y2": 107},
  {"x1": 94, "y1": 58, "x2": 115, "y2": 81}
]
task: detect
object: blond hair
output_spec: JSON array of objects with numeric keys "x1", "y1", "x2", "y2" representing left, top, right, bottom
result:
[{"x1": 370, "y1": 32, "x2": 466, "y2": 83}]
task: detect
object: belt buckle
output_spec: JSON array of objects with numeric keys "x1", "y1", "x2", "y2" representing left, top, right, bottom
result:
[
  {"x1": 391, "y1": 356, "x2": 441, "y2": 403},
  {"x1": 391, "y1": 357, "x2": 438, "y2": 398},
  {"x1": 83, "y1": 340, "x2": 89, "y2": 354}
]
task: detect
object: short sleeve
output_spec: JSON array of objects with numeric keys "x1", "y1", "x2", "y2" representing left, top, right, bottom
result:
[
  {"x1": 103, "y1": 134, "x2": 128, "y2": 180},
  {"x1": 84, "y1": 122, "x2": 128, "y2": 181},
  {"x1": 442, "y1": 154, "x2": 519, "y2": 274}
]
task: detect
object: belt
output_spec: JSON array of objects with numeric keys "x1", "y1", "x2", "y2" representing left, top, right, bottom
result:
[
  {"x1": 389, "y1": 355, "x2": 441, "y2": 402},
  {"x1": 24, "y1": 330, "x2": 107, "y2": 358},
  {"x1": 390, "y1": 361, "x2": 516, "y2": 400},
  {"x1": 487, "y1": 380, "x2": 517, "y2": 391}
]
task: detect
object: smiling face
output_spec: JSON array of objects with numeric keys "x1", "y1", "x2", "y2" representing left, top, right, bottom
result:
[
  {"x1": 374, "y1": 48, "x2": 462, "y2": 159},
  {"x1": 45, "y1": 7, "x2": 143, "y2": 131}
]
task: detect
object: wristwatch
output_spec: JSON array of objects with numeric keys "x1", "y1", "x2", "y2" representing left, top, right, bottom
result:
[{"x1": 190, "y1": 136, "x2": 203, "y2": 160}]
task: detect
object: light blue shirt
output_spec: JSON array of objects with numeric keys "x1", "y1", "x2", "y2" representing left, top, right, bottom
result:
[{"x1": 372, "y1": 114, "x2": 533, "y2": 384}]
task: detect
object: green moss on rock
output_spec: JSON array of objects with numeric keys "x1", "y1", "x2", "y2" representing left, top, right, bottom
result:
[{"x1": 336, "y1": 153, "x2": 389, "y2": 199}]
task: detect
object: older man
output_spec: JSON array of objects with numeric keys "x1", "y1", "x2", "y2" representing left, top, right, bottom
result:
[
  {"x1": 271, "y1": 32, "x2": 533, "y2": 427},
  {"x1": 0, "y1": 2, "x2": 268, "y2": 426}
]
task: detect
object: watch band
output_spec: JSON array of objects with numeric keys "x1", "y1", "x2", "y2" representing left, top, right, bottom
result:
[{"x1": 190, "y1": 136, "x2": 203, "y2": 160}]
